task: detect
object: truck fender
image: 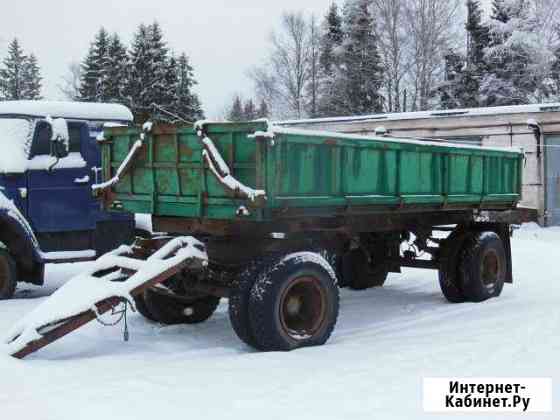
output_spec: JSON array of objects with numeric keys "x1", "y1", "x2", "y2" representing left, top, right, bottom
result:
[{"x1": 0, "y1": 194, "x2": 44, "y2": 285}]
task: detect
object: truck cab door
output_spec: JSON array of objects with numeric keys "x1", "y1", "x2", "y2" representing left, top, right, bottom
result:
[{"x1": 26, "y1": 121, "x2": 94, "y2": 238}]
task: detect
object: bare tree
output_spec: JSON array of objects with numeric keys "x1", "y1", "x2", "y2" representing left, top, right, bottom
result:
[
  {"x1": 529, "y1": 0, "x2": 560, "y2": 101},
  {"x1": 532, "y1": 0, "x2": 560, "y2": 46},
  {"x1": 306, "y1": 14, "x2": 321, "y2": 117},
  {"x1": 372, "y1": 0, "x2": 410, "y2": 112},
  {"x1": 249, "y1": 12, "x2": 312, "y2": 119},
  {"x1": 404, "y1": 0, "x2": 461, "y2": 111},
  {"x1": 58, "y1": 61, "x2": 82, "y2": 100}
]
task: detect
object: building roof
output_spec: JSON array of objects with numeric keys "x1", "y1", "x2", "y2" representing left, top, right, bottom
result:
[
  {"x1": 0, "y1": 101, "x2": 133, "y2": 122},
  {"x1": 276, "y1": 103, "x2": 560, "y2": 126}
]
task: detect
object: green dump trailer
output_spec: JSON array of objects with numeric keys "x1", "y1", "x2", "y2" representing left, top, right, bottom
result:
[{"x1": 95, "y1": 120, "x2": 533, "y2": 352}]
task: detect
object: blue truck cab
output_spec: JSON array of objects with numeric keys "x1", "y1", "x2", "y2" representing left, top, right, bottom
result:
[{"x1": 0, "y1": 101, "x2": 138, "y2": 299}]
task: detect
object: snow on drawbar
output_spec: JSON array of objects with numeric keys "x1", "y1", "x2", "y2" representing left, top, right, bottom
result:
[{"x1": 2, "y1": 236, "x2": 208, "y2": 359}]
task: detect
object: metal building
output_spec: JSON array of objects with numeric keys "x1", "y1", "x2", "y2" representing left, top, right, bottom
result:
[{"x1": 278, "y1": 104, "x2": 560, "y2": 226}]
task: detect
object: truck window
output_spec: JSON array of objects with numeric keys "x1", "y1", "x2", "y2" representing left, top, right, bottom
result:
[{"x1": 30, "y1": 121, "x2": 82, "y2": 156}]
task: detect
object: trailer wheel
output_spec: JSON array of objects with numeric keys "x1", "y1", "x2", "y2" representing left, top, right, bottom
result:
[
  {"x1": 144, "y1": 289, "x2": 220, "y2": 325},
  {"x1": 0, "y1": 249, "x2": 17, "y2": 300},
  {"x1": 438, "y1": 230, "x2": 467, "y2": 303},
  {"x1": 133, "y1": 293, "x2": 159, "y2": 322},
  {"x1": 438, "y1": 264, "x2": 465, "y2": 304},
  {"x1": 248, "y1": 252, "x2": 339, "y2": 351},
  {"x1": 342, "y1": 248, "x2": 388, "y2": 290},
  {"x1": 228, "y1": 261, "x2": 264, "y2": 348},
  {"x1": 459, "y1": 232, "x2": 506, "y2": 302}
]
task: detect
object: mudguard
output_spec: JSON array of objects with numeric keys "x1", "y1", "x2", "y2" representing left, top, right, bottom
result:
[{"x1": 0, "y1": 192, "x2": 44, "y2": 285}]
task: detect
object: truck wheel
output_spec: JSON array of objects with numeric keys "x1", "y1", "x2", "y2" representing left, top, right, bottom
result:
[
  {"x1": 248, "y1": 252, "x2": 339, "y2": 351},
  {"x1": 342, "y1": 248, "x2": 388, "y2": 290},
  {"x1": 228, "y1": 261, "x2": 264, "y2": 348},
  {"x1": 144, "y1": 289, "x2": 220, "y2": 325},
  {"x1": 0, "y1": 249, "x2": 17, "y2": 300},
  {"x1": 459, "y1": 232, "x2": 506, "y2": 302}
]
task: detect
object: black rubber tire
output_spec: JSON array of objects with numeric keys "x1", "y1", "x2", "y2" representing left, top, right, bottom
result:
[
  {"x1": 0, "y1": 249, "x2": 17, "y2": 300},
  {"x1": 342, "y1": 248, "x2": 388, "y2": 290},
  {"x1": 438, "y1": 267, "x2": 465, "y2": 304},
  {"x1": 133, "y1": 292, "x2": 159, "y2": 322},
  {"x1": 144, "y1": 289, "x2": 220, "y2": 325},
  {"x1": 438, "y1": 230, "x2": 468, "y2": 303},
  {"x1": 459, "y1": 231, "x2": 506, "y2": 302},
  {"x1": 228, "y1": 261, "x2": 261, "y2": 348},
  {"x1": 248, "y1": 252, "x2": 339, "y2": 351}
]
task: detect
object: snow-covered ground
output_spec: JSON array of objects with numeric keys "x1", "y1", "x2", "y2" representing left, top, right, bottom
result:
[{"x1": 1, "y1": 224, "x2": 558, "y2": 420}]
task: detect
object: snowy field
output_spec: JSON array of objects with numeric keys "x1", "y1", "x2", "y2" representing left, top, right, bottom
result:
[{"x1": 0, "y1": 224, "x2": 558, "y2": 420}]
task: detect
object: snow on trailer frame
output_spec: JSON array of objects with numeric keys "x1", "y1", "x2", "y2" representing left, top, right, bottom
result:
[{"x1": 5, "y1": 120, "x2": 537, "y2": 358}]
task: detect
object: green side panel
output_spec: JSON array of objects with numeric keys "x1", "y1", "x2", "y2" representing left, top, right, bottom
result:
[
  {"x1": 101, "y1": 122, "x2": 523, "y2": 222},
  {"x1": 399, "y1": 151, "x2": 442, "y2": 194},
  {"x1": 448, "y1": 154, "x2": 484, "y2": 195},
  {"x1": 103, "y1": 122, "x2": 267, "y2": 220}
]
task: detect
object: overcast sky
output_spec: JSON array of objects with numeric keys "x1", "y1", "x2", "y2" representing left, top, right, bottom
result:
[
  {"x1": 3, "y1": 0, "x2": 492, "y2": 118},
  {"x1": 2, "y1": 0, "x2": 335, "y2": 118}
]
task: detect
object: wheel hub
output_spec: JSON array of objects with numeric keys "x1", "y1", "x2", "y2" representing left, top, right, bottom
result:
[
  {"x1": 285, "y1": 296, "x2": 303, "y2": 316},
  {"x1": 279, "y1": 276, "x2": 327, "y2": 340}
]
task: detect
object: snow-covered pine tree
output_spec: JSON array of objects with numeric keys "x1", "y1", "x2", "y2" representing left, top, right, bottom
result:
[
  {"x1": 103, "y1": 33, "x2": 128, "y2": 102},
  {"x1": 466, "y1": 0, "x2": 489, "y2": 72},
  {"x1": 172, "y1": 53, "x2": 203, "y2": 121},
  {"x1": 244, "y1": 99, "x2": 257, "y2": 120},
  {"x1": 228, "y1": 96, "x2": 244, "y2": 121},
  {"x1": 481, "y1": 0, "x2": 538, "y2": 106},
  {"x1": 79, "y1": 44, "x2": 98, "y2": 101},
  {"x1": 551, "y1": 32, "x2": 560, "y2": 97},
  {"x1": 124, "y1": 23, "x2": 150, "y2": 118},
  {"x1": 438, "y1": 50, "x2": 465, "y2": 109},
  {"x1": 160, "y1": 53, "x2": 179, "y2": 121},
  {"x1": 147, "y1": 22, "x2": 170, "y2": 116},
  {"x1": 318, "y1": 2, "x2": 343, "y2": 117},
  {"x1": 336, "y1": 0, "x2": 384, "y2": 115},
  {"x1": 125, "y1": 22, "x2": 173, "y2": 122},
  {"x1": 79, "y1": 27, "x2": 110, "y2": 101},
  {"x1": 320, "y1": 3, "x2": 343, "y2": 76},
  {"x1": 0, "y1": 39, "x2": 28, "y2": 100},
  {"x1": 21, "y1": 54, "x2": 42, "y2": 100},
  {"x1": 462, "y1": 0, "x2": 489, "y2": 108},
  {"x1": 491, "y1": 0, "x2": 510, "y2": 23},
  {"x1": 257, "y1": 99, "x2": 269, "y2": 119}
]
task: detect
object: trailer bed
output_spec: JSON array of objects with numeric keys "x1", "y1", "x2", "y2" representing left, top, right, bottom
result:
[{"x1": 99, "y1": 121, "x2": 523, "y2": 224}]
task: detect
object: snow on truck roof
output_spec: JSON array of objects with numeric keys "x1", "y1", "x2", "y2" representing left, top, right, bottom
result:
[
  {"x1": 0, "y1": 101, "x2": 133, "y2": 122},
  {"x1": 276, "y1": 103, "x2": 560, "y2": 126}
]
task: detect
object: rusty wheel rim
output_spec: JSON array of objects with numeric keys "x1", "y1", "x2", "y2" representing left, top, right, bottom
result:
[
  {"x1": 481, "y1": 249, "x2": 500, "y2": 288},
  {"x1": 279, "y1": 276, "x2": 327, "y2": 341}
]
